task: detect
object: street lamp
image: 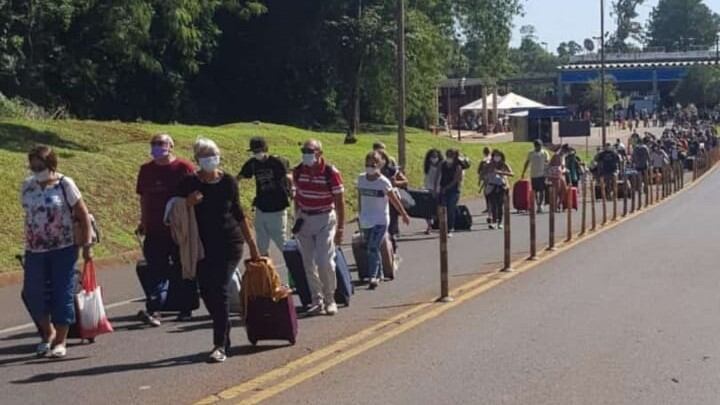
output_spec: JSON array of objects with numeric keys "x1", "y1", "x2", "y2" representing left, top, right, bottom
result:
[
  {"x1": 600, "y1": 0, "x2": 607, "y2": 146},
  {"x1": 457, "y1": 77, "x2": 466, "y2": 141},
  {"x1": 396, "y1": 0, "x2": 406, "y2": 170}
]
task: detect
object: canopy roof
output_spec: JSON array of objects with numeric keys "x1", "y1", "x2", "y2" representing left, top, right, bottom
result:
[{"x1": 460, "y1": 92, "x2": 545, "y2": 112}]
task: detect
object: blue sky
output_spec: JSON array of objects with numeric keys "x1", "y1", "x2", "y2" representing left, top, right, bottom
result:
[{"x1": 512, "y1": 0, "x2": 720, "y2": 53}]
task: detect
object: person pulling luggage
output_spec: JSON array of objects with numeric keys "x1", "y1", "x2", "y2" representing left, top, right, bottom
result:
[
  {"x1": 20, "y1": 146, "x2": 94, "y2": 358},
  {"x1": 292, "y1": 140, "x2": 346, "y2": 316},
  {"x1": 485, "y1": 150, "x2": 514, "y2": 230},
  {"x1": 178, "y1": 138, "x2": 261, "y2": 363},
  {"x1": 422, "y1": 149, "x2": 443, "y2": 234},
  {"x1": 357, "y1": 152, "x2": 410, "y2": 289},
  {"x1": 237, "y1": 136, "x2": 293, "y2": 284},
  {"x1": 136, "y1": 133, "x2": 195, "y2": 326},
  {"x1": 439, "y1": 149, "x2": 464, "y2": 237},
  {"x1": 521, "y1": 140, "x2": 550, "y2": 213},
  {"x1": 373, "y1": 142, "x2": 407, "y2": 259}
]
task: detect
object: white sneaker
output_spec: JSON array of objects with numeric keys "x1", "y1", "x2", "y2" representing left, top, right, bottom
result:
[
  {"x1": 50, "y1": 344, "x2": 67, "y2": 359},
  {"x1": 325, "y1": 302, "x2": 338, "y2": 316},
  {"x1": 208, "y1": 347, "x2": 227, "y2": 363}
]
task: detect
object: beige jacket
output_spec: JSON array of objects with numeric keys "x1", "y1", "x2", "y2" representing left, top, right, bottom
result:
[{"x1": 164, "y1": 197, "x2": 204, "y2": 280}]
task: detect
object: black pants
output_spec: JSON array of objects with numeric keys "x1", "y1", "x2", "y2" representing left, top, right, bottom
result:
[
  {"x1": 197, "y1": 250, "x2": 241, "y2": 348},
  {"x1": 143, "y1": 234, "x2": 178, "y2": 313},
  {"x1": 489, "y1": 188, "x2": 506, "y2": 224}
]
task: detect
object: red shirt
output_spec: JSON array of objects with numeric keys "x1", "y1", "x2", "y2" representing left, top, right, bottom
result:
[
  {"x1": 293, "y1": 158, "x2": 344, "y2": 212},
  {"x1": 136, "y1": 158, "x2": 195, "y2": 235}
]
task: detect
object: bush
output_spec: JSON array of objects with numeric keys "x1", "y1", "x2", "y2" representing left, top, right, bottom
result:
[{"x1": 0, "y1": 92, "x2": 64, "y2": 120}]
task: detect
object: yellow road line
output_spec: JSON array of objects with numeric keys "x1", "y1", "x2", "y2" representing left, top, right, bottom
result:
[{"x1": 195, "y1": 166, "x2": 717, "y2": 405}]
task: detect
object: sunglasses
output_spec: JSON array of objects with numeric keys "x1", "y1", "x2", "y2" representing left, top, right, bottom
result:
[
  {"x1": 300, "y1": 148, "x2": 317, "y2": 154},
  {"x1": 150, "y1": 141, "x2": 169, "y2": 146}
]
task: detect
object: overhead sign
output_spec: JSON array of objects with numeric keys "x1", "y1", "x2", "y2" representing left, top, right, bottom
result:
[{"x1": 559, "y1": 120, "x2": 591, "y2": 137}]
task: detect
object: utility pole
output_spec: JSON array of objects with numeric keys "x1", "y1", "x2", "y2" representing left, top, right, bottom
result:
[
  {"x1": 396, "y1": 0, "x2": 407, "y2": 170},
  {"x1": 600, "y1": 0, "x2": 607, "y2": 146}
]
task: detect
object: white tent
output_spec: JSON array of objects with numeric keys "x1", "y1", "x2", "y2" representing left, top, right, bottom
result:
[{"x1": 460, "y1": 92, "x2": 545, "y2": 112}]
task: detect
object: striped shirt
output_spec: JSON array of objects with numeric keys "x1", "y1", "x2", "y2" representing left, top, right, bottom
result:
[{"x1": 293, "y1": 159, "x2": 344, "y2": 211}]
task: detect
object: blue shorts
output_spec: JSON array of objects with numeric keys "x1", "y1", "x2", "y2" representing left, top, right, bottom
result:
[{"x1": 23, "y1": 246, "x2": 78, "y2": 326}]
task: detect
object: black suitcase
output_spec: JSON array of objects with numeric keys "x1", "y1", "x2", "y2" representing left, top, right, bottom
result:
[
  {"x1": 454, "y1": 205, "x2": 473, "y2": 230},
  {"x1": 406, "y1": 189, "x2": 437, "y2": 219},
  {"x1": 334, "y1": 248, "x2": 353, "y2": 306},
  {"x1": 135, "y1": 258, "x2": 200, "y2": 313},
  {"x1": 282, "y1": 240, "x2": 312, "y2": 306}
]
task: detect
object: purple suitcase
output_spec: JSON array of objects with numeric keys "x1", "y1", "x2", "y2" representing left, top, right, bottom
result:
[{"x1": 245, "y1": 296, "x2": 298, "y2": 346}]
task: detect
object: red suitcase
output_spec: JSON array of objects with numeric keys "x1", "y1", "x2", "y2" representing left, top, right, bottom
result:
[
  {"x1": 512, "y1": 180, "x2": 532, "y2": 212},
  {"x1": 245, "y1": 295, "x2": 298, "y2": 346},
  {"x1": 563, "y1": 187, "x2": 578, "y2": 210}
]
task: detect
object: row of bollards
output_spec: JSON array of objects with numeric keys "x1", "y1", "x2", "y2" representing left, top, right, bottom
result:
[{"x1": 437, "y1": 147, "x2": 720, "y2": 301}]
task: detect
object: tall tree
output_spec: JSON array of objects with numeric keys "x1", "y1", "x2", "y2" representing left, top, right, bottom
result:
[
  {"x1": 647, "y1": 0, "x2": 720, "y2": 50},
  {"x1": 607, "y1": 0, "x2": 644, "y2": 51},
  {"x1": 672, "y1": 66, "x2": 720, "y2": 108}
]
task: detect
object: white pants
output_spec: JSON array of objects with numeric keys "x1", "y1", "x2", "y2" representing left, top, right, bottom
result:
[
  {"x1": 255, "y1": 208, "x2": 288, "y2": 282},
  {"x1": 296, "y1": 211, "x2": 337, "y2": 305}
]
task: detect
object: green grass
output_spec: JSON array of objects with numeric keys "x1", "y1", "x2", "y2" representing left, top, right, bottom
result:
[{"x1": 0, "y1": 118, "x2": 540, "y2": 272}]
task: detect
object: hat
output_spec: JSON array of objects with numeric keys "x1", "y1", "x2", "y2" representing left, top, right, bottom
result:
[{"x1": 248, "y1": 136, "x2": 267, "y2": 152}]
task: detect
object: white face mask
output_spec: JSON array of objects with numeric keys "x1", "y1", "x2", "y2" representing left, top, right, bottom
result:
[
  {"x1": 302, "y1": 153, "x2": 317, "y2": 167},
  {"x1": 366, "y1": 167, "x2": 379, "y2": 176},
  {"x1": 34, "y1": 169, "x2": 51, "y2": 182},
  {"x1": 254, "y1": 152, "x2": 266, "y2": 161},
  {"x1": 198, "y1": 155, "x2": 220, "y2": 172},
  {"x1": 446, "y1": 158, "x2": 454, "y2": 165},
  {"x1": 493, "y1": 156, "x2": 501, "y2": 163},
  {"x1": 430, "y1": 157, "x2": 439, "y2": 164}
]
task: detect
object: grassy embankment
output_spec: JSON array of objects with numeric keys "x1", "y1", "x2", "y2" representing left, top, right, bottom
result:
[{"x1": 0, "y1": 119, "x2": 537, "y2": 272}]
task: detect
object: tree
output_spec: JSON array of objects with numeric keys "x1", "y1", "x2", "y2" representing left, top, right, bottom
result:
[
  {"x1": 607, "y1": 0, "x2": 645, "y2": 52},
  {"x1": 647, "y1": 0, "x2": 720, "y2": 50},
  {"x1": 455, "y1": 0, "x2": 523, "y2": 80},
  {"x1": 582, "y1": 77, "x2": 619, "y2": 119},
  {"x1": 672, "y1": 66, "x2": 720, "y2": 108},
  {"x1": 557, "y1": 41, "x2": 583, "y2": 60}
]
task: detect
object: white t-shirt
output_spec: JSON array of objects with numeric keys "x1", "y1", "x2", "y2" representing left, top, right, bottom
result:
[
  {"x1": 21, "y1": 174, "x2": 81, "y2": 252},
  {"x1": 357, "y1": 174, "x2": 394, "y2": 229},
  {"x1": 527, "y1": 150, "x2": 550, "y2": 178}
]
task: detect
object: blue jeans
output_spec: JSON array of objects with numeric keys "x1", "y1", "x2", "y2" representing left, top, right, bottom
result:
[
  {"x1": 362, "y1": 225, "x2": 387, "y2": 280},
  {"x1": 440, "y1": 191, "x2": 461, "y2": 232},
  {"x1": 23, "y1": 245, "x2": 78, "y2": 326}
]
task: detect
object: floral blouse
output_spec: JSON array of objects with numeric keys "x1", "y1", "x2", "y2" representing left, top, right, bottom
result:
[{"x1": 21, "y1": 175, "x2": 81, "y2": 253}]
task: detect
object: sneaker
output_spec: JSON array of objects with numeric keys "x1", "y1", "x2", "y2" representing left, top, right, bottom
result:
[
  {"x1": 208, "y1": 347, "x2": 227, "y2": 363},
  {"x1": 35, "y1": 342, "x2": 51, "y2": 358},
  {"x1": 537, "y1": 207, "x2": 543, "y2": 214},
  {"x1": 498, "y1": 224, "x2": 504, "y2": 230},
  {"x1": 139, "y1": 310, "x2": 161, "y2": 327},
  {"x1": 489, "y1": 224, "x2": 496, "y2": 230},
  {"x1": 49, "y1": 344, "x2": 67, "y2": 359},
  {"x1": 305, "y1": 303, "x2": 326, "y2": 316},
  {"x1": 176, "y1": 312, "x2": 193, "y2": 322},
  {"x1": 368, "y1": 278, "x2": 379, "y2": 290},
  {"x1": 325, "y1": 302, "x2": 338, "y2": 316},
  {"x1": 447, "y1": 232, "x2": 454, "y2": 238}
]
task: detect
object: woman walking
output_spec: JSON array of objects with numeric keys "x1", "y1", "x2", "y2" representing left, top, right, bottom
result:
[
  {"x1": 21, "y1": 145, "x2": 93, "y2": 358},
  {"x1": 178, "y1": 138, "x2": 260, "y2": 363},
  {"x1": 439, "y1": 149, "x2": 463, "y2": 237},
  {"x1": 422, "y1": 149, "x2": 443, "y2": 234},
  {"x1": 484, "y1": 150, "x2": 514, "y2": 230}
]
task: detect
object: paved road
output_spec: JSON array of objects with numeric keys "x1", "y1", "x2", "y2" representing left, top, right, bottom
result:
[{"x1": 266, "y1": 166, "x2": 720, "y2": 405}]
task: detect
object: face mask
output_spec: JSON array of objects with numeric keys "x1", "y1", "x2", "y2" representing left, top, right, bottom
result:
[
  {"x1": 151, "y1": 145, "x2": 170, "y2": 159},
  {"x1": 493, "y1": 156, "x2": 501, "y2": 163},
  {"x1": 34, "y1": 169, "x2": 51, "y2": 182},
  {"x1": 302, "y1": 153, "x2": 316, "y2": 167},
  {"x1": 198, "y1": 155, "x2": 220, "y2": 172},
  {"x1": 446, "y1": 158, "x2": 454, "y2": 165},
  {"x1": 430, "y1": 157, "x2": 439, "y2": 164},
  {"x1": 254, "y1": 152, "x2": 267, "y2": 161},
  {"x1": 366, "y1": 167, "x2": 379, "y2": 176}
]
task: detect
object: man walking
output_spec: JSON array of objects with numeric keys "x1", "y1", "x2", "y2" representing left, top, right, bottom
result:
[
  {"x1": 238, "y1": 137, "x2": 292, "y2": 283},
  {"x1": 521, "y1": 140, "x2": 550, "y2": 213},
  {"x1": 136, "y1": 133, "x2": 195, "y2": 326},
  {"x1": 292, "y1": 140, "x2": 345, "y2": 316}
]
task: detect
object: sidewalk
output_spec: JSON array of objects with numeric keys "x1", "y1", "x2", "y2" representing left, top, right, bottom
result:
[{"x1": 0, "y1": 168, "x2": 698, "y2": 405}]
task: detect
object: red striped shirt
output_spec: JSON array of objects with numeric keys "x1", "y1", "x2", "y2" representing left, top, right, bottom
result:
[{"x1": 293, "y1": 159, "x2": 344, "y2": 211}]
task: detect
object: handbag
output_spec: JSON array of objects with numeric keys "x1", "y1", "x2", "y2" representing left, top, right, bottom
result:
[
  {"x1": 76, "y1": 260, "x2": 113, "y2": 339},
  {"x1": 59, "y1": 177, "x2": 100, "y2": 246}
]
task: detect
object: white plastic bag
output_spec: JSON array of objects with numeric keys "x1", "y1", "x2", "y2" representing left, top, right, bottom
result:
[{"x1": 76, "y1": 260, "x2": 113, "y2": 339}]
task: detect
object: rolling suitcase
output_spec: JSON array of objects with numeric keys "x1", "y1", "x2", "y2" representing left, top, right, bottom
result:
[
  {"x1": 282, "y1": 240, "x2": 312, "y2": 306},
  {"x1": 334, "y1": 248, "x2": 353, "y2": 306},
  {"x1": 512, "y1": 180, "x2": 532, "y2": 212},
  {"x1": 380, "y1": 235, "x2": 397, "y2": 280},
  {"x1": 406, "y1": 189, "x2": 437, "y2": 219},
  {"x1": 454, "y1": 205, "x2": 473, "y2": 231},
  {"x1": 563, "y1": 187, "x2": 578, "y2": 210},
  {"x1": 245, "y1": 295, "x2": 298, "y2": 346},
  {"x1": 352, "y1": 232, "x2": 369, "y2": 280}
]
